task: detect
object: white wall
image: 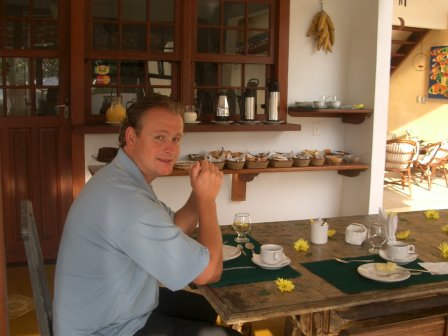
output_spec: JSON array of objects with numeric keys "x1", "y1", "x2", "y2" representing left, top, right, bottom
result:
[{"x1": 85, "y1": 0, "x2": 392, "y2": 225}]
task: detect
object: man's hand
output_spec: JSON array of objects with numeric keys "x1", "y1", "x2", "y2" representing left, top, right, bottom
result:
[{"x1": 189, "y1": 160, "x2": 223, "y2": 204}]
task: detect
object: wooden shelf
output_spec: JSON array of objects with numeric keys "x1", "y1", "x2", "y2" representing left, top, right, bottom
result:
[
  {"x1": 288, "y1": 107, "x2": 373, "y2": 124},
  {"x1": 73, "y1": 122, "x2": 301, "y2": 134},
  {"x1": 88, "y1": 163, "x2": 369, "y2": 201}
]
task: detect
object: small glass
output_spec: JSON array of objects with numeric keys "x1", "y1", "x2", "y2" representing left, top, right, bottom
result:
[
  {"x1": 366, "y1": 223, "x2": 387, "y2": 254},
  {"x1": 232, "y1": 213, "x2": 252, "y2": 243}
]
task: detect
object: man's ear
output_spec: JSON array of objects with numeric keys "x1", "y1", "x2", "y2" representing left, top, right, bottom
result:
[{"x1": 125, "y1": 127, "x2": 137, "y2": 147}]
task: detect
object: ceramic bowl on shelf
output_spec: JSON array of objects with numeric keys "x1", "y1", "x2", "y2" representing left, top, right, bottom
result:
[
  {"x1": 313, "y1": 101, "x2": 326, "y2": 109},
  {"x1": 327, "y1": 100, "x2": 341, "y2": 109}
]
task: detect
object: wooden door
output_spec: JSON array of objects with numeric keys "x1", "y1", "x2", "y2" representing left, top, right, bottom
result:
[{"x1": 0, "y1": 0, "x2": 72, "y2": 263}]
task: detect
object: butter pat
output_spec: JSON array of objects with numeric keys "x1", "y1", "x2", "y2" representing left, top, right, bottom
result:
[{"x1": 375, "y1": 262, "x2": 397, "y2": 273}]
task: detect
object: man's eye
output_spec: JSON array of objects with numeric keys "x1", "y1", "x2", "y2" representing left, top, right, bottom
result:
[
  {"x1": 173, "y1": 137, "x2": 182, "y2": 144},
  {"x1": 155, "y1": 135, "x2": 165, "y2": 141}
]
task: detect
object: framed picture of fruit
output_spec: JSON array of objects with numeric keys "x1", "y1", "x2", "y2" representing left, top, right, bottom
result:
[{"x1": 428, "y1": 46, "x2": 448, "y2": 99}]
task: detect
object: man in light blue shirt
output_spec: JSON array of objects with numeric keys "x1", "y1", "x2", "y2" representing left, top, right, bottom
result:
[{"x1": 53, "y1": 95, "x2": 240, "y2": 335}]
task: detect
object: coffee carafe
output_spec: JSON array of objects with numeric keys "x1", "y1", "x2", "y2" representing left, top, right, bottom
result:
[
  {"x1": 241, "y1": 89, "x2": 256, "y2": 121},
  {"x1": 267, "y1": 79, "x2": 280, "y2": 121},
  {"x1": 216, "y1": 92, "x2": 229, "y2": 121}
]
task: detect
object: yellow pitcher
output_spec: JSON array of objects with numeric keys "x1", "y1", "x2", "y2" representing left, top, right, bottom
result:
[{"x1": 106, "y1": 96, "x2": 126, "y2": 123}]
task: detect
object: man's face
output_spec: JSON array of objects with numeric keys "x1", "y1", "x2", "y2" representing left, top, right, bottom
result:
[{"x1": 124, "y1": 108, "x2": 183, "y2": 182}]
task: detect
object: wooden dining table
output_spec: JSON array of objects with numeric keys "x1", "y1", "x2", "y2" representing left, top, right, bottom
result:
[{"x1": 198, "y1": 210, "x2": 448, "y2": 336}]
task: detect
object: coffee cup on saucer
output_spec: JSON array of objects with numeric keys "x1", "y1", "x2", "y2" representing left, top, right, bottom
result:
[
  {"x1": 386, "y1": 241, "x2": 415, "y2": 260},
  {"x1": 260, "y1": 244, "x2": 283, "y2": 265}
]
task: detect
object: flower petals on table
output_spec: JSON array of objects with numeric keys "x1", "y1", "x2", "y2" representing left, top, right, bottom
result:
[
  {"x1": 424, "y1": 209, "x2": 440, "y2": 219},
  {"x1": 275, "y1": 278, "x2": 295, "y2": 292},
  {"x1": 293, "y1": 238, "x2": 310, "y2": 252}
]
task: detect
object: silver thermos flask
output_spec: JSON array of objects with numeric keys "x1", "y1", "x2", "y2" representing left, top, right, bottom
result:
[
  {"x1": 216, "y1": 92, "x2": 229, "y2": 121},
  {"x1": 267, "y1": 79, "x2": 279, "y2": 121},
  {"x1": 244, "y1": 91, "x2": 255, "y2": 121}
]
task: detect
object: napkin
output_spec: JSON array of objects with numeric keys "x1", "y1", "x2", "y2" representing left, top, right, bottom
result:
[
  {"x1": 418, "y1": 262, "x2": 448, "y2": 275},
  {"x1": 379, "y1": 207, "x2": 397, "y2": 242}
]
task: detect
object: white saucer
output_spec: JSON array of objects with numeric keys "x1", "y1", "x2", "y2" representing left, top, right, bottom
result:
[
  {"x1": 184, "y1": 121, "x2": 201, "y2": 124},
  {"x1": 263, "y1": 120, "x2": 285, "y2": 125},
  {"x1": 105, "y1": 121, "x2": 122, "y2": 126},
  {"x1": 239, "y1": 120, "x2": 261, "y2": 125},
  {"x1": 211, "y1": 120, "x2": 234, "y2": 125},
  {"x1": 379, "y1": 250, "x2": 418, "y2": 265},
  {"x1": 223, "y1": 245, "x2": 241, "y2": 262},
  {"x1": 357, "y1": 263, "x2": 410, "y2": 283},
  {"x1": 252, "y1": 253, "x2": 291, "y2": 270}
]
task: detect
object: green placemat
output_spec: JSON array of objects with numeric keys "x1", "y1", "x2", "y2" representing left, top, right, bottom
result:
[
  {"x1": 302, "y1": 255, "x2": 448, "y2": 294},
  {"x1": 211, "y1": 234, "x2": 300, "y2": 288}
]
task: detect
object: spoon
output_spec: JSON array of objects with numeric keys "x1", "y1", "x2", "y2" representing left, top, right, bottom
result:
[
  {"x1": 245, "y1": 242, "x2": 256, "y2": 255},
  {"x1": 335, "y1": 258, "x2": 375, "y2": 263},
  {"x1": 237, "y1": 244, "x2": 246, "y2": 256}
]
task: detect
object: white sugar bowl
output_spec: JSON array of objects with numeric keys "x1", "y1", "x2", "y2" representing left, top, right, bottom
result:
[{"x1": 345, "y1": 223, "x2": 367, "y2": 245}]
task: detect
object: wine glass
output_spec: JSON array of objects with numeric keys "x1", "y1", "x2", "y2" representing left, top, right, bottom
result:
[
  {"x1": 232, "y1": 213, "x2": 252, "y2": 243},
  {"x1": 366, "y1": 223, "x2": 387, "y2": 254}
]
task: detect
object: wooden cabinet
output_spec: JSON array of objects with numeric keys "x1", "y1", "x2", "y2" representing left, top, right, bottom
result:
[{"x1": 83, "y1": 0, "x2": 291, "y2": 124}]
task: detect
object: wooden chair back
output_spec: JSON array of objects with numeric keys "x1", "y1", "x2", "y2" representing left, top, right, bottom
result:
[{"x1": 21, "y1": 200, "x2": 53, "y2": 336}]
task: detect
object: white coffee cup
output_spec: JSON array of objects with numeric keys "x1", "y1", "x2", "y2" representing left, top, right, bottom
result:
[
  {"x1": 311, "y1": 223, "x2": 328, "y2": 244},
  {"x1": 345, "y1": 223, "x2": 367, "y2": 245},
  {"x1": 183, "y1": 111, "x2": 198, "y2": 123},
  {"x1": 386, "y1": 241, "x2": 415, "y2": 260},
  {"x1": 260, "y1": 244, "x2": 284, "y2": 265}
]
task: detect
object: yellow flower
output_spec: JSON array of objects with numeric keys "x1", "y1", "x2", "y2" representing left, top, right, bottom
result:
[
  {"x1": 275, "y1": 278, "x2": 295, "y2": 292},
  {"x1": 439, "y1": 242, "x2": 448, "y2": 259},
  {"x1": 293, "y1": 238, "x2": 310, "y2": 252},
  {"x1": 327, "y1": 229, "x2": 336, "y2": 237},
  {"x1": 424, "y1": 210, "x2": 440, "y2": 219},
  {"x1": 395, "y1": 230, "x2": 410, "y2": 240},
  {"x1": 442, "y1": 225, "x2": 448, "y2": 234}
]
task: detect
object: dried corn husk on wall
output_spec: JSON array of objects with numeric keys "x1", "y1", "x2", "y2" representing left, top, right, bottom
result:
[{"x1": 306, "y1": 10, "x2": 335, "y2": 53}]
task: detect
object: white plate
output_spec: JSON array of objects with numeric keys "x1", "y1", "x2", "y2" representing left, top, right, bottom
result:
[
  {"x1": 357, "y1": 263, "x2": 410, "y2": 283},
  {"x1": 239, "y1": 120, "x2": 261, "y2": 125},
  {"x1": 263, "y1": 120, "x2": 285, "y2": 125},
  {"x1": 105, "y1": 121, "x2": 122, "y2": 126},
  {"x1": 379, "y1": 250, "x2": 418, "y2": 265},
  {"x1": 223, "y1": 245, "x2": 241, "y2": 262},
  {"x1": 211, "y1": 120, "x2": 234, "y2": 125},
  {"x1": 184, "y1": 121, "x2": 201, "y2": 124},
  {"x1": 252, "y1": 253, "x2": 291, "y2": 270}
]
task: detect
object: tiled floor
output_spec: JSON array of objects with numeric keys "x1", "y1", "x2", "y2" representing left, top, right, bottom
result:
[{"x1": 383, "y1": 169, "x2": 448, "y2": 212}]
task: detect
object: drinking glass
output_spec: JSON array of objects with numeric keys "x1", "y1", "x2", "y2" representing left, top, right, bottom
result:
[
  {"x1": 366, "y1": 223, "x2": 387, "y2": 254},
  {"x1": 232, "y1": 213, "x2": 252, "y2": 243}
]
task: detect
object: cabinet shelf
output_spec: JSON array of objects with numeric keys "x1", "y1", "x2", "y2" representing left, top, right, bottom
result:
[
  {"x1": 288, "y1": 107, "x2": 373, "y2": 124},
  {"x1": 88, "y1": 163, "x2": 368, "y2": 201},
  {"x1": 73, "y1": 122, "x2": 301, "y2": 134}
]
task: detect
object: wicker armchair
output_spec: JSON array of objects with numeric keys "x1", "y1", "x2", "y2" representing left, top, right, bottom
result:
[
  {"x1": 415, "y1": 142, "x2": 448, "y2": 190},
  {"x1": 384, "y1": 139, "x2": 417, "y2": 195}
]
